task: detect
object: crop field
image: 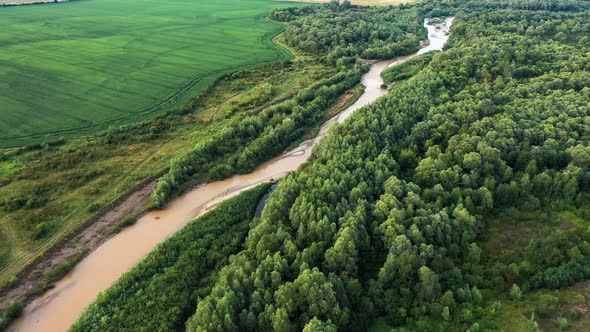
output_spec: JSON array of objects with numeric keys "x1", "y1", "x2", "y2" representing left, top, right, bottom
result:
[{"x1": 0, "y1": 0, "x2": 298, "y2": 147}]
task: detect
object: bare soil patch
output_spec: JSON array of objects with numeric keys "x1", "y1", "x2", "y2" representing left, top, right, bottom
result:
[
  {"x1": 336, "y1": 93, "x2": 354, "y2": 108},
  {"x1": 0, "y1": 177, "x2": 157, "y2": 311}
]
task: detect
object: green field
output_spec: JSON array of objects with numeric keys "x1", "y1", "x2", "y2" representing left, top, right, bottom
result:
[{"x1": 0, "y1": 0, "x2": 297, "y2": 147}]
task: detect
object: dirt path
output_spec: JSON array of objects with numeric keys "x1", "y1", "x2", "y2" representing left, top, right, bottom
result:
[{"x1": 0, "y1": 177, "x2": 157, "y2": 312}]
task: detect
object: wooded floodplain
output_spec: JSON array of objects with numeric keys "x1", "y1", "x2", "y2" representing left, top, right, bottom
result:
[
  {"x1": 73, "y1": 0, "x2": 590, "y2": 331},
  {"x1": 1, "y1": 0, "x2": 590, "y2": 330}
]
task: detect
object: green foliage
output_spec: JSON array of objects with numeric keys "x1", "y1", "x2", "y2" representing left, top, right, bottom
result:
[
  {"x1": 381, "y1": 51, "x2": 438, "y2": 85},
  {"x1": 510, "y1": 284, "x2": 522, "y2": 300},
  {"x1": 0, "y1": 300, "x2": 23, "y2": 330},
  {"x1": 303, "y1": 317, "x2": 338, "y2": 332},
  {"x1": 4, "y1": 275, "x2": 17, "y2": 290},
  {"x1": 182, "y1": 2, "x2": 590, "y2": 330},
  {"x1": 108, "y1": 215, "x2": 137, "y2": 234},
  {"x1": 272, "y1": 3, "x2": 426, "y2": 61},
  {"x1": 71, "y1": 184, "x2": 270, "y2": 331},
  {"x1": 482, "y1": 212, "x2": 590, "y2": 294},
  {"x1": 527, "y1": 261, "x2": 590, "y2": 290},
  {"x1": 33, "y1": 222, "x2": 51, "y2": 239},
  {"x1": 45, "y1": 248, "x2": 89, "y2": 283},
  {"x1": 557, "y1": 317, "x2": 569, "y2": 330}
]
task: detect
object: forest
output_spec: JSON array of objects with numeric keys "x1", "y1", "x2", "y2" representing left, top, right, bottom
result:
[
  {"x1": 150, "y1": 3, "x2": 426, "y2": 206},
  {"x1": 0, "y1": 0, "x2": 423, "y2": 307},
  {"x1": 70, "y1": 184, "x2": 271, "y2": 331},
  {"x1": 70, "y1": 0, "x2": 590, "y2": 331},
  {"x1": 0, "y1": 1, "x2": 427, "y2": 329}
]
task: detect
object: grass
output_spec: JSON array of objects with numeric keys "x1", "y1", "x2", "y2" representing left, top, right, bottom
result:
[
  {"x1": 480, "y1": 207, "x2": 590, "y2": 273},
  {"x1": 368, "y1": 317, "x2": 395, "y2": 332},
  {"x1": 0, "y1": 0, "x2": 301, "y2": 147},
  {"x1": 0, "y1": 236, "x2": 9, "y2": 268},
  {"x1": 107, "y1": 215, "x2": 138, "y2": 235},
  {"x1": 0, "y1": 59, "x2": 337, "y2": 287},
  {"x1": 44, "y1": 248, "x2": 88, "y2": 283},
  {"x1": 461, "y1": 281, "x2": 590, "y2": 332}
]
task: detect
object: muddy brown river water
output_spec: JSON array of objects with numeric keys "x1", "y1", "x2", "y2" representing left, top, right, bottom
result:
[{"x1": 8, "y1": 17, "x2": 454, "y2": 332}]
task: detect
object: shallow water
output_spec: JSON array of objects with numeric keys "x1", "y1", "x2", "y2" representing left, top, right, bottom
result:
[{"x1": 8, "y1": 16, "x2": 454, "y2": 332}]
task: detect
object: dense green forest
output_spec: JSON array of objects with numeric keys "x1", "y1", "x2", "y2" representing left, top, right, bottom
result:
[
  {"x1": 381, "y1": 51, "x2": 437, "y2": 86},
  {"x1": 0, "y1": 2, "x2": 425, "y2": 328},
  {"x1": 74, "y1": 0, "x2": 590, "y2": 331},
  {"x1": 70, "y1": 184, "x2": 271, "y2": 331},
  {"x1": 191, "y1": 1, "x2": 590, "y2": 330},
  {"x1": 151, "y1": 3, "x2": 426, "y2": 206},
  {"x1": 270, "y1": 2, "x2": 426, "y2": 61}
]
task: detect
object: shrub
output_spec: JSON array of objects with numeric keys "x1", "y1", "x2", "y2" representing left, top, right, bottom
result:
[
  {"x1": 0, "y1": 300, "x2": 24, "y2": 330},
  {"x1": 556, "y1": 317, "x2": 569, "y2": 330},
  {"x1": 34, "y1": 222, "x2": 51, "y2": 239},
  {"x1": 510, "y1": 284, "x2": 522, "y2": 300}
]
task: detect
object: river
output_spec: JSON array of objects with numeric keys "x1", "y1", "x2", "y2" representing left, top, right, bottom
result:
[{"x1": 8, "y1": 16, "x2": 453, "y2": 332}]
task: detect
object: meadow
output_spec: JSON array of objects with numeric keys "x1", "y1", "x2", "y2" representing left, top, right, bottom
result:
[{"x1": 0, "y1": 0, "x2": 296, "y2": 147}]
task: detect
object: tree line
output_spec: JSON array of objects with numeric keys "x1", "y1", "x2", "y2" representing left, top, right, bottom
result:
[
  {"x1": 186, "y1": 2, "x2": 590, "y2": 331},
  {"x1": 151, "y1": 2, "x2": 426, "y2": 207},
  {"x1": 271, "y1": 3, "x2": 426, "y2": 63},
  {"x1": 73, "y1": 0, "x2": 590, "y2": 330},
  {"x1": 71, "y1": 184, "x2": 270, "y2": 331}
]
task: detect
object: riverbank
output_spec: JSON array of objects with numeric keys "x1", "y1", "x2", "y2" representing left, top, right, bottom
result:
[
  {"x1": 7, "y1": 17, "x2": 454, "y2": 331},
  {"x1": 8, "y1": 82, "x2": 369, "y2": 332},
  {"x1": 0, "y1": 66, "x2": 364, "y2": 331},
  {"x1": 0, "y1": 177, "x2": 157, "y2": 317},
  {"x1": 0, "y1": 55, "x2": 340, "y2": 329}
]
